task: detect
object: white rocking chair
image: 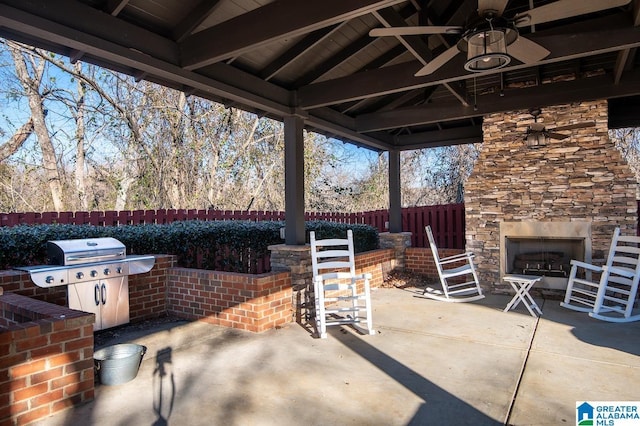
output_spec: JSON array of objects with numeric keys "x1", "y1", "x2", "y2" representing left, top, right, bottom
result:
[
  {"x1": 310, "y1": 230, "x2": 374, "y2": 339},
  {"x1": 561, "y1": 227, "x2": 640, "y2": 322},
  {"x1": 422, "y1": 225, "x2": 484, "y2": 302}
]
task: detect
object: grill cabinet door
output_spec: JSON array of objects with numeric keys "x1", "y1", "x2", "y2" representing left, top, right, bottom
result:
[
  {"x1": 68, "y1": 277, "x2": 129, "y2": 331},
  {"x1": 68, "y1": 281, "x2": 101, "y2": 330},
  {"x1": 99, "y1": 276, "x2": 130, "y2": 330}
]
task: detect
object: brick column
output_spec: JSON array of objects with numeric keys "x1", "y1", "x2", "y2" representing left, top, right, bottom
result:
[
  {"x1": 268, "y1": 244, "x2": 312, "y2": 324},
  {"x1": 379, "y1": 232, "x2": 412, "y2": 270}
]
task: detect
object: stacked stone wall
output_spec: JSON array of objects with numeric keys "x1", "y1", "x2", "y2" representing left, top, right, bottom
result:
[{"x1": 465, "y1": 100, "x2": 637, "y2": 291}]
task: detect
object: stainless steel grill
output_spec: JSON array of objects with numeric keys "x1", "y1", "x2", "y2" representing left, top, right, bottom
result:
[
  {"x1": 15, "y1": 237, "x2": 155, "y2": 330},
  {"x1": 16, "y1": 237, "x2": 154, "y2": 287}
]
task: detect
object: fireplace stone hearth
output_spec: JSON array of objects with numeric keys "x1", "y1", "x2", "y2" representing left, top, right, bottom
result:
[{"x1": 465, "y1": 100, "x2": 637, "y2": 293}]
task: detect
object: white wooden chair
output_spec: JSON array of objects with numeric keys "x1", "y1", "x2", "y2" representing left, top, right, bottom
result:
[
  {"x1": 310, "y1": 230, "x2": 374, "y2": 339},
  {"x1": 561, "y1": 227, "x2": 640, "y2": 322},
  {"x1": 423, "y1": 225, "x2": 484, "y2": 302}
]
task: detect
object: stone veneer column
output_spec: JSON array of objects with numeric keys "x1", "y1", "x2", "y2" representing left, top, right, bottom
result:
[
  {"x1": 268, "y1": 244, "x2": 312, "y2": 323},
  {"x1": 465, "y1": 100, "x2": 637, "y2": 292},
  {"x1": 379, "y1": 232, "x2": 412, "y2": 269}
]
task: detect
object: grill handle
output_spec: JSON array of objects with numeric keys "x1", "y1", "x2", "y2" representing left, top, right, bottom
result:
[
  {"x1": 101, "y1": 283, "x2": 107, "y2": 305},
  {"x1": 66, "y1": 252, "x2": 125, "y2": 263}
]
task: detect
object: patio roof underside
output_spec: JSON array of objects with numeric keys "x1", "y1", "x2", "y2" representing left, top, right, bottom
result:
[{"x1": 1, "y1": 0, "x2": 640, "y2": 152}]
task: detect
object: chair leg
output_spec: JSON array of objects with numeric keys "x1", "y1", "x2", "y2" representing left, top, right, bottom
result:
[
  {"x1": 314, "y1": 279, "x2": 327, "y2": 339},
  {"x1": 363, "y1": 280, "x2": 374, "y2": 335}
]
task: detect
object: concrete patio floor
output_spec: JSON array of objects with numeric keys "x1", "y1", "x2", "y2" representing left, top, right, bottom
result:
[{"x1": 34, "y1": 287, "x2": 640, "y2": 426}]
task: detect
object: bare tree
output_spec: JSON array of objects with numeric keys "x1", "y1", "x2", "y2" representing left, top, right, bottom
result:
[
  {"x1": 8, "y1": 42, "x2": 65, "y2": 210},
  {"x1": 611, "y1": 128, "x2": 640, "y2": 197},
  {"x1": 0, "y1": 118, "x2": 33, "y2": 162}
]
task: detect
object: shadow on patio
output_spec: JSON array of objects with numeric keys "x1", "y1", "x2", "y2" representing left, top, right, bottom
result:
[{"x1": 33, "y1": 287, "x2": 640, "y2": 426}]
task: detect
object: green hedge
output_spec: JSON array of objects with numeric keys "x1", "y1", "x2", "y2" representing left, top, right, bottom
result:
[{"x1": 0, "y1": 220, "x2": 379, "y2": 273}]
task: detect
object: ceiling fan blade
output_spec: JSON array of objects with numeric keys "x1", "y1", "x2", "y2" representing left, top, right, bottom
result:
[
  {"x1": 508, "y1": 36, "x2": 550, "y2": 63},
  {"x1": 553, "y1": 121, "x2": 596, "y2": 131},
  {"x1": 547, "y1": 132, "x2": 570, "y2": 140},
  {"x1": 414, "y1": 46, "x2": 460, "y2": 77},
  {"x1": 478, "y1": 0, "x2": 510, "y2": 16},
  {"x1": 514, "y1": 0, "x2": 631, "y2": 27},
  {"x1": 369, "y1": 26, "x2": 462, "y2": 37}
]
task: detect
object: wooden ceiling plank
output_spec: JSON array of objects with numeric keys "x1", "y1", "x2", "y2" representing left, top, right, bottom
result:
[
  {"x1": 293, "y1": 34, "x2": 375, "y2": 87},
  {"x1": 259, "y1": 25, "x2": 340, "y2": 81},
  {"x1": 0, "y1": 3, "x2": 292, "y2": 116},
  {"x1": 107, "y1": 0, "x2": 129, "y2": 16},
  {"x1": 1, "y1": 0, "x2": 180, "y2": 64},
  {"x1": 173, "y1": 0, "x2": 223, "y2": 43},
  {"x1": 355, "y1": 70, "x2": 640, "y2": 132},
  {"x1": 179, "y1": 0, "x2": 405, "y2": 70},
  {"x1": 298, "y1": 21, "x2": 640, "y2": 109}
]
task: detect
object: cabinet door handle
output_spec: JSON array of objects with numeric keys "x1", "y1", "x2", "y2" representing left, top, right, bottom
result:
[
  {"x1": 94, "y1": 284, "x2": 100, "y2": 306},
  {"x1": 101, "y1": 283, "x2": 107, "y2": 305}
]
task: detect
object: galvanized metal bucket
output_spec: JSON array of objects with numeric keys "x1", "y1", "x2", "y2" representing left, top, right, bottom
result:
[{"x1": 94, "y1": 344, "x2": 146, "y2": 386}]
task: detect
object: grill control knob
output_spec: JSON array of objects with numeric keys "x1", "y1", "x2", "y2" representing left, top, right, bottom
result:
[
  {"x1": 90, "y1": 270, "x2": 98, "y2": 278},
  {"x1": 46, "y1": 276, "x2": 54, "y2": 284},
  {"x1": 76, "y1": 272, "x2": 84, "y2": 279},
  {"x1": 103, "y1": 268, "x2": 110, "y2": 276},
  {"x1": 116, "y1": 267, "x2": 123, "y2": 274}
]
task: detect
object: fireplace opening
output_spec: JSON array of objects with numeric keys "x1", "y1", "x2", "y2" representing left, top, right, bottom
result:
[
  {"x1": 499, "y1": 222, "x2": 592, "y2": 290},
  {"x1": 506, "y1": 237, "x2": 585, "y2": 279}
]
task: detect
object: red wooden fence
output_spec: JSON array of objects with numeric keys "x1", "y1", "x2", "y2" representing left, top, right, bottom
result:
[{"x1": 0, "y1": 204, "x2": 467, "y2": 248}]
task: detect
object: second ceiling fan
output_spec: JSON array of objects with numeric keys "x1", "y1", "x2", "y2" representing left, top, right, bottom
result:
[{"x1": 369, "y1": 0, "x2": 631, "y2": 76}]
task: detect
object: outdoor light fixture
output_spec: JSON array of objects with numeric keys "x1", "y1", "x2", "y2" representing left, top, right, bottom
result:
[
  {"x1": 525, "y1": 108, "x2": 548, "y2": 148},
  {"x1": 525, "y1": 130, "x2": 547, "y2": 148},
  {"x1": 462, "y1": 15, "x2": 516, "y2": 73}
]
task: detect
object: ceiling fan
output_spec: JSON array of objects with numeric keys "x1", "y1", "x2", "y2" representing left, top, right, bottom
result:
[
  {"x1": 369, "y1": 0, "x2": 631, "y2": 77},
  {"x1": 524, "y1": 107, "x2": 596, "y2": 147}
]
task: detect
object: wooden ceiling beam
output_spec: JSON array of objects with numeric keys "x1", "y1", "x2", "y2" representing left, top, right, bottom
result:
[
  {"x1": 107, "y1": 0, "x2": 128, "y2": 16},
  {"x1": 355, "y1": 69, "x2": 640, "y2": 132},
  {"x1": 393, "y1": 125, "x2": 482, "y2": 150},
  {"x1": 298, "y1": 18, "x2": 640, "y2": 109},
  {"x1": 172, "y1": 0, "x2": 222, "y2": 43},
  {"x1": 179, "y1": 0, "x2": 405, "y2": 70}
]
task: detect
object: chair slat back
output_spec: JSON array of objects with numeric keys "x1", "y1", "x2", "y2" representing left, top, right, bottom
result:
[
  {"x1": 310, "y1": 230, "x2": 356, "y2": 278},
  {"x1": 608, "y1": 228, "x2": 640, "y2": 272},
  {"x1": 426, "y1": 225, "x2": 442, "y2": 264}
]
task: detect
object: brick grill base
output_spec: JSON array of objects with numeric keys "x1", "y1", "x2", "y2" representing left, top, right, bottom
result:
[{"x1": 0, "y1": 292, "x2": 94, "y2": 426}]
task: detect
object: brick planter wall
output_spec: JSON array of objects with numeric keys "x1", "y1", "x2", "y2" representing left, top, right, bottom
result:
[
  {"x1": 405, "y1": 247, "x2": 464, "y2": 280},
  {"x1": 0, "y1": 292, "x2": 94, "y2": 426},
  {"x1": 128, "y1": 255, "x2": 174, "y2": 322},
  {"x1": 0, "y1": 271, "x2": 67, "y2": 307},
  {"x1": 465, "y1": 100, "x2": 638, "y2": 292},
  {"x1": 166, "y1": 269, "x2": 292, "y2": 332}
]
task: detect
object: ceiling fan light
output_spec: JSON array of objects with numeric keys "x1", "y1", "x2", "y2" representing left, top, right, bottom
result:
[
  {"x1": 526, "y1": 130, "x2": 547, "y2": 148},
  {"x1": 464, "y1": 29, "x2": 510, "y2": 72}
]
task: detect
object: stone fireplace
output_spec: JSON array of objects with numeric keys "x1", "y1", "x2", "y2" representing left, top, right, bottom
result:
[{"x1": 465, "y1": 100, "x2": 638, "y2": 293}]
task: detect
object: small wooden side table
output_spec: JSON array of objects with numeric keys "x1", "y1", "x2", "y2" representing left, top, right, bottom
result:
[{"x1": 503, "y1": 274, "x2": 543, "y2": 317}]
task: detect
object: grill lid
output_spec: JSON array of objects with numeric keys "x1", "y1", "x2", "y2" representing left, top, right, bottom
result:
[{"x1": 48, "y1": 237, "x2": 126, "y2": 265}]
